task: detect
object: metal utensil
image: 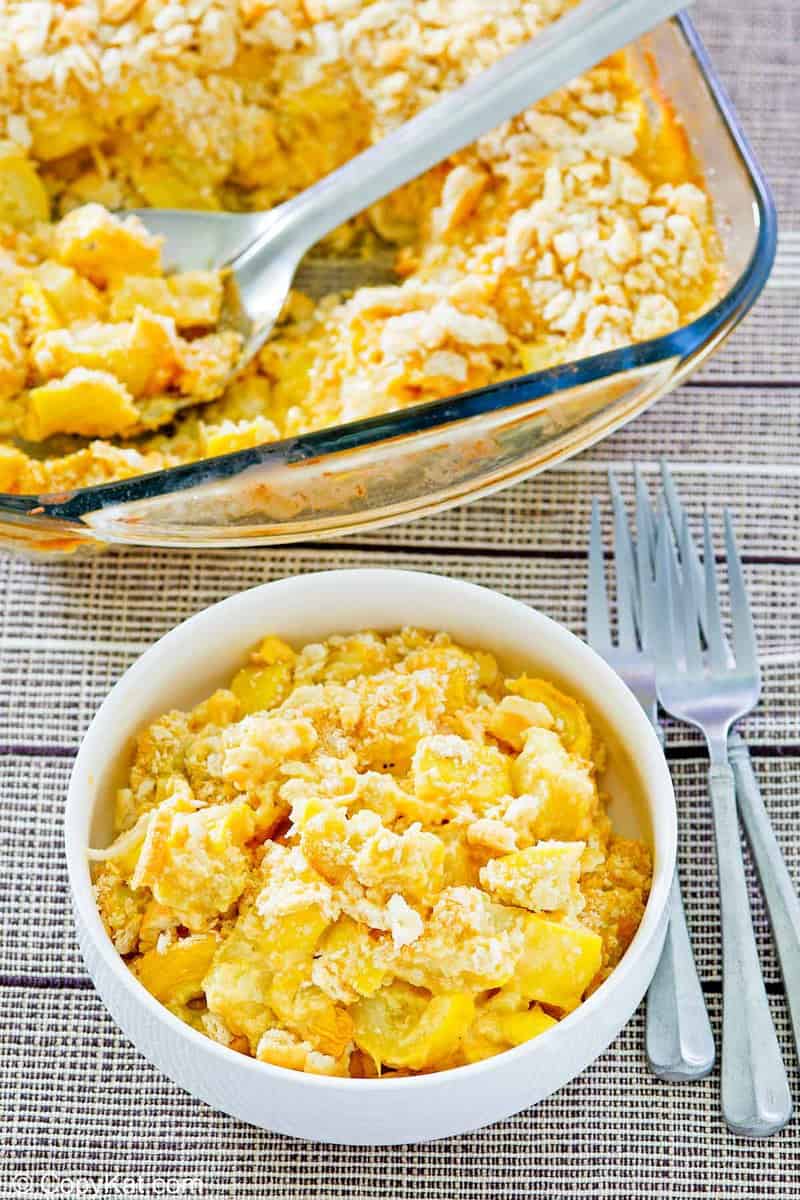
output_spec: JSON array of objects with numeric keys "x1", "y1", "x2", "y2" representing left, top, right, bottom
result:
[
  {"x1": 128, "y1": 0, "x2": 690, "y2": 376},
  {"x1": 587, "y1": 484, "x2": 714, "y2": 1081},
  {"x1": 647, "y1": 503, "x2": 791, "y2": 1137},
  {"x1": 659, "y1": 461, "x2": 800, "y2": 1079}
]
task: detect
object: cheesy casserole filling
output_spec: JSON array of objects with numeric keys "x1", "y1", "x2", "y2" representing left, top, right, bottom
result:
[{"x1": 92, "y1": 628, "x2": 652, "y2": 1077}]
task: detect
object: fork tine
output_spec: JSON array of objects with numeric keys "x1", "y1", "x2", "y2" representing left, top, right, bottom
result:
[
  {"x1": 661, "y1": 459, "x2": 712, "y2": 644},
  {"x1": 679, "y1": 514, "x2": 704, "y2": 676},
  {"x1": 724, "y1": 508, "x2": 760, "y2": 680},
  {"x1": 587, "y1": 498, "x2": 612, "y2": 653},
  {"x1": 703, "y1": 512, "x2": 728, "y2": 674},
  {"x1": 609, "y1": 471, "x2": 638, "y2": 649},
  {"x1": 634, "y1": 465, "x2": 655, "y2": 567},
  {"x1": 633, "y1": 466, "x2": 655, "y2": 645},
  {"x1": 665, "y1": 515, "x2": 692, "y2": 669},
  {"x1": 651, "y1": 508, "x2": 679, "y2": 673},
  {"x1": 660, "y1": 458, "x2": 683, "y2": 539}
]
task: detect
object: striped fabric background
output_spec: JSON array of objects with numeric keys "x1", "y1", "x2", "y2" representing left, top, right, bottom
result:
[{"x1": 2, "y1": 2, "x2": 799, "y2": 1196}]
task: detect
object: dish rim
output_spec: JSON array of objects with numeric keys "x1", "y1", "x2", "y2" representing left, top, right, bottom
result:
[{"x1": 65, "y1": 567, "x2": 677, "y2": 1092}]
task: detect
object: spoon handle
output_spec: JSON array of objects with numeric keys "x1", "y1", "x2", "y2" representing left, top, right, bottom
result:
[{"x1": 235, "y1": 0, "x2": 691, "y2": 267}]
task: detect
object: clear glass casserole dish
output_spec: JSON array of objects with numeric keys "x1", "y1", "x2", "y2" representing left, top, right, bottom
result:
[{"x1": 0, "y1": 14, "x2": 777, "y2": 556}]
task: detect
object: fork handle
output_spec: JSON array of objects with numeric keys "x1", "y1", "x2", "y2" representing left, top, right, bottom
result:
[
  {"x1": 730, "y1": 735, "x2": 800, "y2": 1066},
  {"x1": 646, "y1": 873, "x2": 715, "y2": 1079},
  {"x1": 646, "y1": 723, "x2": 715, "y2": 1080},
  {"x1": 709, "y1": 762, "x2": 792, "y2": 1137}
]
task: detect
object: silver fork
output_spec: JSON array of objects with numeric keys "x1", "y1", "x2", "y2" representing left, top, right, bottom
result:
[
  {"x1": 658, "y1": 461, "x2": 800, "y2": 1087},
  {"x1": 646, "y1": 503, "x2": 792, "y2": 1136},
  {"x1": 588, "y1": 490, "x2": 714, "y2": 1080}
]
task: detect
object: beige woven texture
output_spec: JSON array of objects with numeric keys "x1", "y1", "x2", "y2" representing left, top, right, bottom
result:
[{"x1": 2, "y1": 3, "x2": 800, "y2": 1196}]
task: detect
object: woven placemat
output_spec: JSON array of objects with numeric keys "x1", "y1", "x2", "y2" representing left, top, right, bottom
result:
[{"x1": 3, "y1": 1, "x2": 800, "y2": 1195}]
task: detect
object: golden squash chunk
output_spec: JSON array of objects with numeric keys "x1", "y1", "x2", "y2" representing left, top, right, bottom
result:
[
  {"x1": 437, "y1": 820, "x2": 480, "y2": 888},
  {"x1": 261, "y1": 339, "x2": 319, "y2": 422},
  {"x1": 256, "y1": 1027, "x2": 349, "y2": 1076},
  {"x1": 109, "y1": 272, "x2": 223, "y2": 328},
  {"x1": 31, "y1": 310, "x2": 179, "y2": 399},
  {"x1": 30, "y1": 112, "x2": 102, "y2": 161},
  {"x1": 352, "y1": 981, "x2": 474, "y2": 1072},
  {"x1": 35, "y1": 318, "x2": 151, "y2": 393},
  {"x1": 20, "y1": 279, "x2": 61, "y2": 338},
  {"x1": 204, "y1": 416, "x2": 281, "y2": 458},
  {"x1": 168, "y1": 272, "x2": 225, "y2": 326},
  {"x1": 312, "y1": 916, "x2": 391, "y2": 1003},
  {"x1": 34, "y1": 262, "x2": 105, "y2": 325},
  {"x1": 301, "y1": 808, "x2": 444, "y2": 904},
  {"x1": 411, "y1": 734, "x2": 511, "y2": 817},
  {"x1": 132, "y1": 161, "x2": 221, "y2": 211},
  {"x1": 315, "y1": 631, "x2": 391, "y2": 684},
  {"x1": 229, "y1": 658, "x2": 293, "y2": 713},
  {"x1": 54, "y1": 204, "x2": 162, "y2": 287},
  {"x1": 479, "y1": 842, "x2": 585, "y2": 913},
  {"x1": 212, "y1": 891, "x2": 337, "y2": 1052},
  {"x1": 21, "y1": 369, "x2": 140, "y2": 441},
  {"x1": 131, "y1": 796, "x2": 256, "y2": 931},
  {"x1": 188, "y1": 688, "x2": 241, "y2": 731},
  {"x1": 0, "y1": 147, "x2": 50, "y2": 227},
  {"x1": 507, "y1": 677, "x2": 593, "y2": 759},
  {"x1": 516, "y1": 914, "x2": 602, "y2": 1011},
  {"x1": 127, "y1": 309, "x2": 181, "y2": 396},
  {"x1": 396, "y1": 887, "x2": 525, "y2": 993},
  {"x1": 108, "y1": 277, "x2": 175, "y2": 324},
  {"x1": 487, "y1": 695, "x2": 554, "y2": 751},
  {"x1": 134, "y1": 934, "x2": 218, "y2": 1006},
  {"x1": 203, "y1": 907, "x2": 277, "y2": 1049},
  {"x1": 462, "y1": 996, "x2": 557, "y2": 1063},
  {"x1": 510, "y1": 726, "x2": 598, "y2": 841},
  {"x1": 260, "y1": 904, "x2": 331, "y2": 974},
  {"x1": 203, "y1": 896, "x2": 330, "y2": 1051},
  {"x1": 229, "y1": 636, "x2": 295, "y2": 714},
  {"x1": 270, "y1": 970, "x2": 354, "y2": 1059},
  {"x1": 501, "y1": 1005, "x2": 558, "y2": 1046},
  {"x1": 518, "y1": 342, "x2": 562, "y2": 374}
]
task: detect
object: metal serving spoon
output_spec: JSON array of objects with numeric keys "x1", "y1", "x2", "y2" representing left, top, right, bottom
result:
[{"x1": 129, "y1": 0, "x2": 690, "y2": 373}]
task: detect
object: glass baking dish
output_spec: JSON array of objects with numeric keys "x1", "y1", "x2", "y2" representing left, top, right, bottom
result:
[{"x1": 0, "y1": 13, "x2": 776, "y2": 556}]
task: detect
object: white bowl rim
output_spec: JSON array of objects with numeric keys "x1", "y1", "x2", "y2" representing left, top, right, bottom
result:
[{"x1": 66, "y1": 567, "x2": 676, "y2": 1093}]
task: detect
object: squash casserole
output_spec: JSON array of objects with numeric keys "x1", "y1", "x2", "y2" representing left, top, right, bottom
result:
[
  {"x1": 91, "y1": 628, "x2": 652, "y2": 1078},
  {"x1": 0, "y1": 1, "x2": 721, "y2": 495}
]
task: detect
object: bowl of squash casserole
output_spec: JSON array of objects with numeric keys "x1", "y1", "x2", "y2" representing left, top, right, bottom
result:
[{"x1": 66, "y1": 569, "x2": 676, "y2": 1143}]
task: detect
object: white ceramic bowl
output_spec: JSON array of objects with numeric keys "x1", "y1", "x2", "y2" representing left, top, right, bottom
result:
[{"x1": 66, "y1": 569, "x2": 676, "y2": 1145}]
